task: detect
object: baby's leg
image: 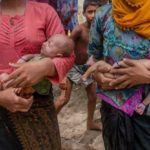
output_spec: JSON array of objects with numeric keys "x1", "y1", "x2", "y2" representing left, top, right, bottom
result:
[
  {"x1": 135, "y1": 93, "x2": 150, "y2": 115},
  {"x1": 82, "y1": 64, "x2": 97, "y2": 81}
]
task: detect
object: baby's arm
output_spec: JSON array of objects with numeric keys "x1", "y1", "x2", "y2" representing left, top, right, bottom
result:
[
  {"x1": 82, "y1": 63, "x2": 100, "y2": 81},
  {"x1": 17, "y1": 54, "x2": 37, "y2": 63},
  {"x1": 82, "y1": 61, "x2": 113, "y2": 81}
]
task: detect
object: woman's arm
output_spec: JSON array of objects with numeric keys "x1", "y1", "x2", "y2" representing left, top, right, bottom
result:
[
  {"x1": 3, "y1": 58, "x2": 57, "y2": 87},
  {"x1": 87, "y1": 11, "x2": 115, "y2": 89}
]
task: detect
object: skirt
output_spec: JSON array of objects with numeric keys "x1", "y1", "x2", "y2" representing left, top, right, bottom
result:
[
  {"x1": 100, "y1": 101, "x2": 150, "y2": 150},
  {"x1": 0, "y1": 92, "x2": 61, "y2": 150}
]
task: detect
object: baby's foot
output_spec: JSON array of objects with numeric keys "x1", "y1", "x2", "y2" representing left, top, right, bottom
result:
[{"x1": 135, "y1": 103, "x2": 146, "y2": 115}]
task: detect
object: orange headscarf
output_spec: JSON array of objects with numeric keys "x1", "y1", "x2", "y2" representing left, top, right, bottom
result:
[{"x1": 112, "y1": 0, "x2": 150, "y2": 39}]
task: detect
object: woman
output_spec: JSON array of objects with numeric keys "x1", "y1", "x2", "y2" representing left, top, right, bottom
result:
[
  {"x1": 87, "y1": 0, "x2": 150, "y2": 150},
  {"x1": 0, "y1": 0, "x2": 74, "y2": 149},
  {"x1": 57, "y1": 0, "x2": 78, "y2": 34}
]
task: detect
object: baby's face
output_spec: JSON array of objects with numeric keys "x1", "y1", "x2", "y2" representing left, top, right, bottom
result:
[{"x1": 41, "y1": 37, "x2": 61, "y2": 58}]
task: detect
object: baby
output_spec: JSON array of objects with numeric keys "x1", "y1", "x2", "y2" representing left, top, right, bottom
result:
[
  {"x1": 0, "y1": 34, "x2": 74, "y2": 97},
  {"x1": 82, "y1": 58, "x2": 150, "y2": 115},
  {"x1": 18, "y1": 34, "x2": 74, "y2": 63}
]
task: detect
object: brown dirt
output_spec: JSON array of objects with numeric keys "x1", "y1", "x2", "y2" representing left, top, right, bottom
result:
[{"x1": 53, "y1": 85, "x2": 105, "y2": 150}]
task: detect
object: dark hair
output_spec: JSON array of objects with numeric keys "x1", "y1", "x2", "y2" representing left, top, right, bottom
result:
[{"x1": 83, "y1": 0, "x2": 101, "y2": 13}]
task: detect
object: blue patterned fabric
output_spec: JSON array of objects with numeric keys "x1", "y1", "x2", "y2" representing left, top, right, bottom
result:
[
  {"x1": 57, "y1": 0, "x2": 78, "y2": 30},
  {"x1": 88, "y1": 4, "x2": 150, "y2": 109}
]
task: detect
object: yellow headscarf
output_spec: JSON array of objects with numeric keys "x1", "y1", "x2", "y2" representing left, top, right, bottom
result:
[{"x1": 112, "y1": 0, "x2": 150, "y2": 39}]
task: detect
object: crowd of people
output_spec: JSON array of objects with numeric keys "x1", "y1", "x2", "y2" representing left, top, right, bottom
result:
[{"x1": 0, "y1": 0, "x2": 149, "y2": 150}]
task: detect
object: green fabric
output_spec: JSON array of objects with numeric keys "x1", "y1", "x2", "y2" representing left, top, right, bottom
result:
[
  {"x1": 32, "y1": 79, "x2": 51, "y2": 96},
  {"x1": 31, "y1": 55, "x2": 51, "y2": 95}
]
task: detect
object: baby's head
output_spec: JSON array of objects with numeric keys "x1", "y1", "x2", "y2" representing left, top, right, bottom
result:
[{"x1": 41, "y1": 34, "x2": 74, "y2": 58}]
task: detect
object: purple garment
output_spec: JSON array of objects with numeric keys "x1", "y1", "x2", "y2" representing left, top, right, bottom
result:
[{"x1": 97, "y1": 86, "x2": 144, "y2": 116}]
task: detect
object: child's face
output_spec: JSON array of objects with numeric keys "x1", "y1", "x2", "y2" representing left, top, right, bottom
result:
[
  {"x1": 83, "y1": 5, "x2": 99, "y2": 24},
  {"x1": 41, "y1": 37, "x2": 61, "y2": 58}
]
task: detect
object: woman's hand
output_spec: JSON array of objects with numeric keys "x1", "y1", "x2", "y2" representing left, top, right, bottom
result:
[
  {"x1": 84, "y1": 60, "x2": 115, "y2": 90},
  {"x1": 93, "y1": 71, "x2": 115, "y2": 90},
  {"x1": 0, "y1": 88, "x2": 33, "y2": 112},
  {"x1": 110, "y1": 59, "x2": 150, "y2": 89},
  {"x1": 3, "y1": 58, "x2": 55, "y2": 88}
]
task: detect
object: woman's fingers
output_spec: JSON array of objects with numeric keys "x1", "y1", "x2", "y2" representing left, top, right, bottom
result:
[
  {"x1": 6, "y1": 75, "x2": 27, "y2": 88},
  {"x1": 17, "y1": 81, "x2": 28, "y2": 88},
  {"x1": 93, "y1": 72, "x2": 115, "y2": 90},
  {"x1": 115, "y1": 80, "x2": 131, "y2": 89},
  {"x1": 9, "y1": 62, "x2": 22, "y2": 68},
  {"x1": 18, "y1": 96, "x2": 33, "y2": 111},
  {"x1": 2, "y1": 69, "x2": 21, "y2": 84},
  {"x1": 11, "y1": 96, "x2": 33, "y2": 112},
  {"x1": 110, "y1": 75, "x2": 128, "y2": 87},
  {"x1": 111, "y1": 68, "x2": 129, "y2": 75},
  {"x1": 122, "y1": 58, "x2": 136, "y2": 66}
]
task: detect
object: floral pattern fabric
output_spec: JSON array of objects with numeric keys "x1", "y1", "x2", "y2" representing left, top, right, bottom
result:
[
  {"x1": 57, "y1": 0, "x2": 78, "y2": 30},
  {"x1": 88, "y1": 4, "x2": 150, "y2": 116}
]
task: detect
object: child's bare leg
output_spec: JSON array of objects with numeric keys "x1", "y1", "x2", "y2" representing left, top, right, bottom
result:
[
  {"x1": 54, "y1": 78, "x2": 73, "y2": 114},
  {"x1": 136, "y1": 93, "x2": 150, "y2": 115},
  {"x1": 86, "y1": 82, "x2": 102, "y2": 130}
]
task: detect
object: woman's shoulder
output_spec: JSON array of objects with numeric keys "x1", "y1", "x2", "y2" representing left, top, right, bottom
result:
[{"x1": 28, "y1": 1, "x2": 56, "y2": 14}]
